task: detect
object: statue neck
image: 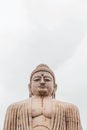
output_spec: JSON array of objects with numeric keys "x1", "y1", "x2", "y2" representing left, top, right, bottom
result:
[{"x1": 31, "y1": 95, "x2": 53, "y2": 100}]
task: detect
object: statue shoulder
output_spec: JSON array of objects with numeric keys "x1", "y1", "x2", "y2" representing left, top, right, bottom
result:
[
  {"x1": 56, "y1": 101, "x2": 83, "y2": 129},
  {"x1": 64, "y1": 102, "x2": 79, "y2": 112},
  {"x1": 4, "y1": 99, "x2": 32, "y2": 130},
  {"x1": 53, "y1": 99, "x2": 80, "y2": 114},
  {"x1": 64, "y1": 102, "x2": 80, "y2": 119},
  {"x1": 54, "y1": 99, "x2": 78, "y2": 108},
  {"x1": 60, "y1": 101, "x2": 79, "y2": 114},
  {"x1": 6, "y1": 98, "x2": 31, "y2": 112},
  {"x1": 57, "y1": 101, "x2": 81, "y2": 121}
]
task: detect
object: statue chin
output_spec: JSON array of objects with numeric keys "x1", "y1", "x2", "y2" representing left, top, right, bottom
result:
[{"x1": 38, "y1": 89, "x2": 48, "y2": 96}]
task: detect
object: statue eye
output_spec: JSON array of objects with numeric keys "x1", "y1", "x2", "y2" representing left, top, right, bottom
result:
[
  {"x1": 33, "y1": 77, "x2": 41, "y2": 81},
  {"x1": 44, "y1": 77, "x2": 51, "y2": 81}
]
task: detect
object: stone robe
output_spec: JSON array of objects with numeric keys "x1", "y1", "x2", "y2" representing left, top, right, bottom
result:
[{"x1": 3, "y1": 98, "x2": 82, "y2": 130}]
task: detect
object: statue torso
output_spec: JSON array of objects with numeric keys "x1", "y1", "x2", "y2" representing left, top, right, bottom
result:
[
  {"x1": 3, "y1": 98, "x2": 82, "y2": 130},
  {"x1": 31, "y1": 97, "x2": 53, "y2": 130}
]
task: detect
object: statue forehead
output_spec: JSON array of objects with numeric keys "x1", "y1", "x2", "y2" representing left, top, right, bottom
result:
[{"x1": 32, "y1": 71, "x2": 53, "y2": 77}]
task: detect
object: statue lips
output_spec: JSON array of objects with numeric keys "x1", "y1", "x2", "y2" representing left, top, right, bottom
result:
[
  {"x1": 38, "y1": 85, "x2": 48, "y2": 95},
  {"x1": 38, "y1": 85, "x2": 47, "y2": 89}
]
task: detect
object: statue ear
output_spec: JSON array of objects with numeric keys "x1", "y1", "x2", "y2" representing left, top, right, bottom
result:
[
  {"x1": 28, "y1": 84, "x2": 32, "y2": 97},
  {"x1": 52, "y1": 84, "x2": 57, "y2": 98},
  {"x1": 54, "y1": 83, "x2": 57, "y2": 91}
]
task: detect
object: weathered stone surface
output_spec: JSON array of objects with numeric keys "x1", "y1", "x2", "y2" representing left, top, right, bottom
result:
[{"x1": 3, "y1": 64, "x2": 83, "y2": 130}]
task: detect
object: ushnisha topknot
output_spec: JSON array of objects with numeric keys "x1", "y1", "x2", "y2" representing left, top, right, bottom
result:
[{"x1": 30, "y1": 64, "x2": 55, "y2": 83}]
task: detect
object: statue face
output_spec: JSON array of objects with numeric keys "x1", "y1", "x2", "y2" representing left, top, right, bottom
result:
[{"x1": 30, "y1": 71, "x2": 55, "y2": 97}]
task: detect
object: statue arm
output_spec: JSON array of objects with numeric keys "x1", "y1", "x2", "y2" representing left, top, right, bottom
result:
[
  {"x1": 3, "y1": 99, "x2": 32, "y2": 130},
  {"x1": 65, "y1": 104, "x2": 83, "y2": 130},
  {"x1": 3, "y1": 104, "x2": 17, "y2": 130}
]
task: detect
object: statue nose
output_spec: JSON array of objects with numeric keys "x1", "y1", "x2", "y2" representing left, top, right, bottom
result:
[{"x1": 40, "y1": 77, "x2": 45, "y2": 85}]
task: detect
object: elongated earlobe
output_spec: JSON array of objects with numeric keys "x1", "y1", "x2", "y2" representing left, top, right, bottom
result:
[
  {"x1": 52, "y1": 84, "x2": 57, "y2": 98},
  {"x1": 28, "y1": 84, "x2": 32, "y2": 97},
  {"x1": 52, "y1": 93, "x2": 55, "y2": 98}
]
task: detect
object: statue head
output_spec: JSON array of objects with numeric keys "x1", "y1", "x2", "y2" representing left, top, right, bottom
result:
[{"x1": 28, "y1": 64, "x2": 57, "y2": 98}]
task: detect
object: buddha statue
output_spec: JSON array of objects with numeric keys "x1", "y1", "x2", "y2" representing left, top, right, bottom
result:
[{"x1": 3, "y1": 64, "x2": 82, "y2": 130}]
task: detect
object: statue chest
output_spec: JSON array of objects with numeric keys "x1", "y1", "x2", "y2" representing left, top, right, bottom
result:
[{"x1": 31, "y1": 98, "x2": 52, "y2": 118}]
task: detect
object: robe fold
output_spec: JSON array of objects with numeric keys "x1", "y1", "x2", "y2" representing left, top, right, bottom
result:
[{"x1": 3, "y1": 98, "x2": 82, "y2": 130}]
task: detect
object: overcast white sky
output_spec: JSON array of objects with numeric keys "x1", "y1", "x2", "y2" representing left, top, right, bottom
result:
[{"x1": 0, "y1": 0, "x2": 87, "y2": 130}]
